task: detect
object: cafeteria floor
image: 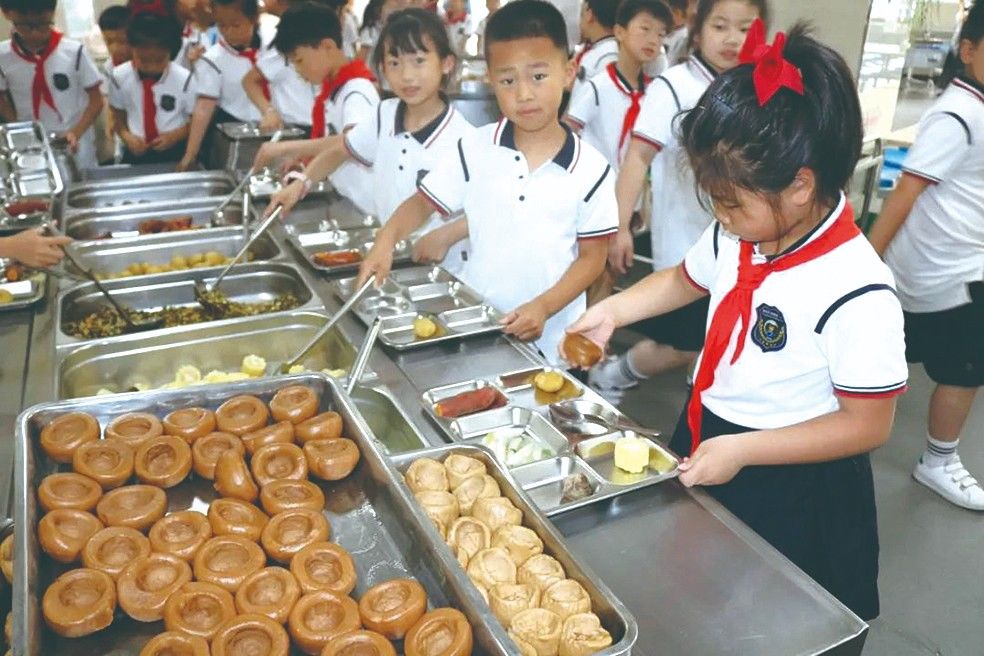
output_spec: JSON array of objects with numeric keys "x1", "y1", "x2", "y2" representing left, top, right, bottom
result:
[{"x1": 612, "y1": 327, "x2": 984, "y2": 656}]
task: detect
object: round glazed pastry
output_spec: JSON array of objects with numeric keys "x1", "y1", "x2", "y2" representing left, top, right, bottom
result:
[
  {"x1": 162, "y1": 407, "x2": 216, "y2": 444},
  {"x1": 191, "y1": 431, "x2": 244, "y2": 480},
  {"x1": 509, "y1": 608, "x2": 563, "y2": 656},
  {"x1": 358, "y1": 578, "x2": 427, "y2": 640},
  {"x1": 290, "y1": 541, "x2": 357, "y2": 595},
  {"x1": 38, "y1": 472, "x2": 102, "y2": 513},
  {"x1": 38, "y1": 509, "x2": 103, "y2": 563},
  {"x1": 139, "y1": 631, "x2": 210, "y2": 656},
  {"x1": 471, "y1": 496, "x2": 523, "y2": 534},
  {"x1": 96, "y1": 485, "x2": 166, "y2": 531},
  {"x1": 162, "y1": 581, "x2": 236, "y2": 640},
  {"x1": 489, "y1": 583, "x2": 541, "y2": 628},
  {"x1": 404, "y1": 608, "x2": 473, "y2": 656},
  {"x1": 542, "y1": 580, "x2": 592, "y2": 622},
  {"x1": 213, "y1": 450, "x2": 259, "y2": 502},
  {"x1": 105, "y1": 413, "x2": 163, "y2": 450},
  {"x1": 148, "y1": 511, "x2": 212, "y2": 561},
  {"x1": 447, "y1": 517, "x2": 491, "y2": 566},
  {"x1": 517, "y1": 554, "x2": 566, "y2": 595},
  {"x1": 404, "y1": 458, "x2": 448, "y2": 493},
  {"x1": 294, "y1": 411, "x2": 343, "y2": 445},
  {"x1": 193, "y1": 536, "x2": 266, "y2": 592},
  {"x1": 72, "y1": 439, "x2": 134, "y2": 490},
  {"x1": 452, "y1": 474, "x2": 500, "y2": 515},
  {"x1": 260, "y1": 479, "x2": 325, "y2": 515},
  {"x1": 242, "y1": 421, "x2": 295, "y2": 455},
  {"x1": 215, "y1": 395, "x2": 270, "y2": 436},
  {"x1": 414, "y1": 491, "x2": 459, "y2": 529},
  {"x1": 261, "y1": 508, "x2": 330, "y2": 564},
  {"x1": 303, "y1": 438, "x2": 360, "y2": 481},
  {"x1": 208, "y1": 498, "x2": 269, "y2": 541},
  {"x1": 235, "y1": 566, "x2": 301, "y2": 624},
  {"x1": 40, "y1": 412, "x2": 100, "y2": 463},
  {"x1": 269, "y1": 385, "x2": 319, "y2": 424},
  {"x1": 559, "y1": 613, "x2": 613, "y2": 656},
  {"x1": 0, "y1": 533, "x2": 13, "y2": 584},
  {"x1": 491, "y1": 525, "x2": 544, "y2": 567},
  {"x1": 561, "y1": 333, "x2": 603, "y2": 369},
  {"x1": 82, "y1": 526, "x2": 152, "y2": 579},
  {"x1": 117, "y1": 553, "x2": 193, "y2": 622},
  {"x1": 444, "y1": 454, "x2": 486, "y2": 490},
  {"x1": 211, "y1": 613, "x2": 291, "y2": 656},
  {"x1": 287, "y1": 590, "x2": 361, "y2": 655},
  {"x1": 134, "y1": 435, "x2": 193, "y2": 488},
  {"x1": 321, "y1": 630, "x2": 397, "y2": 656},
  {"x1": 42, "y1": 568, "x2": 116, "y2": 637},
  {"x1": 466, "y1": 547, "x2": 517, "y2": 590},
  {"x1": 250, "y1": 443, "x2": 308, "y2": 487}
]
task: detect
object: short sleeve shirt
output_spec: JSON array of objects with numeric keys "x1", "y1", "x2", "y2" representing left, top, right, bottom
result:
[
  {"x1": 566, "y1": 63, "x2": 648, "y2": 170},
  {"x1": 256, "y1": 47, "x2": 317, "y2": 127},
  {"x1": 571, "y1": 36, "x2": 618, "y2": 101},
  {"x1": 195, "y1": 38, "x2": 266, "y2": 122},
  {"x1": 320, "y1": 77, "x2": 380, "y2": 214},
  {"x1": 108, "y1": 61, "x2": 195, "y2": 140}
]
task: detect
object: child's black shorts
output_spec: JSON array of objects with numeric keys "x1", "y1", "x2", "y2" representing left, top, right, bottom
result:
[{"x1": 903, "y1": 282, "x2": 983, "y2": 387}]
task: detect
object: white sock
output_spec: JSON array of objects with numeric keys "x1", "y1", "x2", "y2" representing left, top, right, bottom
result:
[
  {"x1": 622, "y1": 352, "x2": 648, "y2": 382},
  {"x1": 923, "y1": 434, "x2": 959, "y2": 467}
]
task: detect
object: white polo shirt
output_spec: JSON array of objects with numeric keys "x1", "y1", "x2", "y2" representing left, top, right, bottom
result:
[
  {"x1": 446, "y1": 16, "x2": 474, "y2": 57},
  {"x1": 178, "y1": 24, "x2": 220, "y2": 70},
  {"x1": 108, "y1": 62, "x2": 195, "y2": 140},
  {"x1": 683, "y1": 194, "x2": 908, "y2": 430},
  {"x1": 664, "y1": 25, "x2": 689, "y2": 65},
  {"x1": 566, "y1": 62, "x2": 649, "y2": 170},
  {"x1": 345, "y1": 98, "x2": 476, "y2": 274},
  {"x1": 632, "y1": 55, "x2": 715, "y2": 270},
  {"x1": 256, "y1": 48, "x2": 317, "y2": 127},
  {"x1": 319, "y1": 77, "x2": 379, "y2": 213},
  {"x1": 884, "y1": 75, "x2": 984, "y2": 314},
  {"x1": 417, "y1": 118, "x2": 618, "y2": 363},
  {"x1": 571, "y1": 35, "x2": 618, "y2": 100},
  {"x1": 195, "y1": 36, "x2": 271, "y2": 122}
]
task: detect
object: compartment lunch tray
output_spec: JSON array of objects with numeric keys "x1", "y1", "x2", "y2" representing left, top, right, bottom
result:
[
  {"x1": 0, "y1": 270, "x2": 46, "y2": 312},
  {"x1": 286, "y1": 226, "x2": 412, "y2": 275}
]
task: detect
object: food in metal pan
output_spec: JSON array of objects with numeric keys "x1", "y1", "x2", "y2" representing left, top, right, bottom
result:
[
  {"x1": 542, "y1": 579, "x2": 592, "y2": 622},
  {"x1": 192, "y1": 431, "x2": 245, "y2": 480},
  {"x1": 533, "y1": 370, "x2": 565, "y2": 393},
  {"x1": 211, "y1": 613, "x2": 291, "y2": 656},
  {"x1": 303, "y1": 438, "x2": 360, "y2": 481},
  {"x1": 216, "y1": 395, "x2": 270, "y2": 436},
  {"x1": 471, "y1": 496, "x2": 523, "y2": 534},
  {"x1": 446, "y1": 517, "x2": 491, "y2": 567},
  {"x1": 0, "y1": 289, "x2": 12, "y2": 303},
  {"x1": 235, "y1": 566, "x2": 301, "y2": 624},
  {"x1": 481, "y1": 428, "x2": 557, "y2": 468},
  {"x1": 560, "y1": 473, "x2": 594, "y2": 504},
  {"x1": 101, "y1": 251, "x2": 238, "y2": 280},
  {"x1": 613, "y1": 436, "x2": 650, "y2": 474},
  {"x1": 243, "y1": 421, "x2": 295, "y2": 455},
  {"x1": 95, "y1": 485, "x2": 167, "y2": 531},
  {"x1": 72, "y1": 439, "x2": 134, "y2": 490},
  {"x1": 444, "y1": 454, "x2": 486, "y2": 489},
  {"x1": 134, "y1": 435, "x2": 193, "y2": 488},
  {"x1": 491, "y1": 525, "x2": 544, "y2": 567},
  {"x1": 116, "y1": 553, "x2": 193, "y2": 622},
  {"x1": 193, "y1": 536, "x2": 266, "y2": 593},
  {"x1": 312, "y1": 249, "x2": 362, "y2": 267},
  {"x1": 260, "y1": 479, "x2": 325, "y2": 515},
  {"x1": 321, "y1": 630, "x2": 397, "y2": 656},
  {"x1": 414, "y1": 490, "x2": 460, "y2": 528},
  {"x1": 294, "y1": 411, "x2": 343, "y2": 444},
  {"x1": 251, "y1": 442, "x2": 308, "y2": 486},
  {"x1": 39, "y1": 412, "x2": 100, "y2": 463},
  {"x1": 509, "y1": 607, "x2": 563, "y2": 656},
  {"x1": 38, "y1": 509, "x2": 103, "y2": 564},
  {"x1": 559, "y1": 612, "x2": 614, "y2": 656},
  {"x1": 42, "y1": 568, "x2": 116, "y2": 637},
  {"x1": 140, "y1": 631, "x2": 210, "y2": 656},
  {"x1": 404, "y1": 457, "x2": 448, "y2": 493},
  {"x1": 466, "y1": 547, "x2": 517, "y2": 589},
  {"x1": 358, "y1": 578, "x2": 428, "y2": 639},
  {"x1": 148, "y1": 511, "x2": 212, "y2": 562},
  {"x1": 82, "y1": 527, "x2": 151, "y2": 579},
  {"x1": 288, "y1": 590, "x2": 361, "y2": 654},
  {"x1": 261, "y1": 508, "x2": 330, "y2": 564},
  {"x1": 290, "y1": 541, "x2": 357, "y2": 596},
  {"x1": 162, "y1": 581, "x2": 235, "y2": 640},
  {"x1": 163, "y1": 407, "x2": 216, "y2": 444},
  {"x1": 412, "y1": 315, "x2": 438, "y2": 338},
  {"x1": 404, "y1": 607, "x2": 473, "y2": 656},
  {"x1": 433, "y1": 386, "x2": 507, "y2": 418},
  {"x1": 137, "y1": 215, "x2": 194, "y2": 234},
  {"x1": 207, "y1": 498, "x2": 269, "y2": 541},
  {"x1": 489, "y1": 582, "x2": 541, "y2": 628},
  {"x1": 518, "y1": 554, "x2": 567, "y2": 595},
  {"x1": 452, "y1": 473, "x2": 500, "y2": 515},
  {"x1": 38, "y1": 472, "x2": 102, "y2": 513},
  {"x1": 269, "y1": 385, "x2": 319, "y2": 424},
  {"x1": 213, "y1": 450, "x2": 259, "y2": 502},
  {"x1": 4, "y1": 198, "x2": 49, "y2": 216},
  {"x1": 0, "y1": 533, "x2": 13, "y2": 584}
]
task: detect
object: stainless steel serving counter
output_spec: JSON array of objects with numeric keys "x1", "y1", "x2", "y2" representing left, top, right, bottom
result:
[{"x1": 10, "y1": 203, "x2": 869, "y2": 655}]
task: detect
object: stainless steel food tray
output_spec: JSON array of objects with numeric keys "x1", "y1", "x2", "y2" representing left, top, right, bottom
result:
[
  {"x1": 331, "y1": 265, "x2": 504, "y2": 350},
  {"x1": 0, "y1": 121, "x2": 64, "y2": 233},
  {"x1": 0, "y1": 120, "x2": 46, "y2": 152},
  {"x1": 390, "y1": 443, "x2": 639, "y2": 656},
  {"x1": 55, "y1": 261, "x2": 323, "y2": 348},
  {"x1": 287, "y1": 227, "x2": 412, "y2": 275},
  {"x1": 247, "y1": 167, "x2": 333, "y2": 200},
  {"x1": 217, "y1": 122, "x2": 307, "y2": 140},
  {"x1": 0, "y1": 269, "x2": 46, "y2": 312},
  {"x1": 63, "y1": 171, "x2": 235, "y2": 211},
  {"x1": 56, "y1": 310, "x2": 355, "y2": 399},
  {"x1": 13, "y1": 374, "x2": 520, "y2": 655},
  {"x1": 282, "y1": 194, "x2": 378, "y2": 232},
  {"x1": 62, "y1": 198, "x2": 250, "y2": 240}
]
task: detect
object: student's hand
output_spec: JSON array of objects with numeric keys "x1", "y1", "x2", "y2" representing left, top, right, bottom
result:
[
  {"x1": 260, "y1": 108, "x2": 284, "y2": 133},
  {"x1": 501, "y1": 299, "x2": 548, "y2": 342},
  {"x1": 356, "y1": 243, "x2": 394, "y2": 289},
  {"x1": 62, "y1": 130, "x2": 79, "y2": 153},
  {"x1": 411, "y1": 228, "x2": 452, "y2": 264},
  {"x1": 608, "y1": 228, "x2": 635, "y2": 275},
  {"x1": 677, "y1": 433, "x2": 748, "y2": 487},
  {"x1": 122, "y1": 131, "x2": 148, "y2": 157},
  {"x1": 253, "y1": 141, "x2": 287, "y2": 171},
  {"x1": 149, "y1": 129, "x2": 183, "y2": 152},
  {"x1": 562, "y1": 305, "x2": 616, "y2": 365},
  {"x1": 1, "y1": 228, "x2": 72, "y2": 268},
  {"x1": 267, "y1": 181, "x2": 305, "y2": 217},
  {"x1": 175, "y1": 154, "x2": 196, "y2": 172},
  {"x1": 187, "y1": 44, "x2": 206, "y2": 64}
]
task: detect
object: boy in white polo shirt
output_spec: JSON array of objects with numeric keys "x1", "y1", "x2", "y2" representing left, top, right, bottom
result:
[
  {"x1": 357, "y1": 0, "x2": 617, "y2": 364},
  {"x1": 0, "y1": 0, "x2": 104, "y2": 169},
  {"x1": 109, "y1": 14, "x2": 195, "y2": 165},
  {"x1": 870, "y1": 3, "x2": 984, "y2": 511},
  {"x1": 571, "y1": 0, "x2": 618, "y2": 98}
]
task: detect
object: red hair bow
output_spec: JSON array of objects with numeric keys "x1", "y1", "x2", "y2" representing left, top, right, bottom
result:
[{"x1": 738, "y1": 18, "x2": 804, "y2": 106}]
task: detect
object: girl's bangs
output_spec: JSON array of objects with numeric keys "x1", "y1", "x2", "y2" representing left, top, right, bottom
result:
[{"x1": 383, "y1": 25, "x2": 432, "y2": 58}]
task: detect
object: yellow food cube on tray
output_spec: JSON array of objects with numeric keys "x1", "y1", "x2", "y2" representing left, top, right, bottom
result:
[{"x1": 613, "y1": 437, "x2": 650, "y2": 474}]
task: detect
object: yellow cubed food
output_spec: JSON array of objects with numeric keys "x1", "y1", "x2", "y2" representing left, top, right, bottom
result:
[
  {"x1": 533, "y1": 371, "x2": 565, "y2": 393},
  {"x1": 287, "y1": 364, "x2": 307, "y2": 374},
  {"x1": 174, "y1": 365, "x2": 202, "y2": 386},
  {"x1": 171, "y1": 255, "x2": 188, "y2": 269},
  {"x1": 413, "y1": 316, "x2": 437, "y2": 338},
  {"x1": 204, "y1": 251, "x2": 225, "y2": 266},
  {"x1": 241, "y1": 354, "x2": 267, "y2": 377},
  {"x1": 614, "y1": 437, "x2": 650, "y2": 474}
]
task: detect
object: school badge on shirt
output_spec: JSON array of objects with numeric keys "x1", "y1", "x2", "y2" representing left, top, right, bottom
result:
[
  {"x1": 160, "y1": 94, "x2": 176, "y2": 112},
  {"x1": 752, "y1": 303, "x2": 787, "y2": 352},
  {"x1": 53, "y1": 73, "x2": 70, "y2": 91}
]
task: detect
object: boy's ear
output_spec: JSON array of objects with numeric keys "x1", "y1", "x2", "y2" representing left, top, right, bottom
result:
[
  {"x1": 613, "y1": 24, "x2": 626, "y2": 44},
  {"x1": 319, "y1": 37, "x2": 340, "y2": 54},
  {"x1": 564, "y1": 54, "x2": 577, "y2": 88},
  {"x1": 441, "y1": 54, "x2": 456, "y2": 77},
  {"x1": 958, "y1": 38, "x2": 978, "y2": 66}
]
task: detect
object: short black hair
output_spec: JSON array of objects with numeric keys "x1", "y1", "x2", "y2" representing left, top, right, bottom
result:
[
  {"x1": 585, "y1": 0, "x2": 618, "y2": 30},
  {"x1": 0, "y1": 0, "x2": 56, "y2": 12},
  {"x1": 211, "y1": 0, "x2": 259, "y2": 18},
  {"x1": 372, "y1": 8, "x2": 454, "y2": 74},
  {"x1": 99, "y1": 5, "x2": 131, "y2": 31},
  {"x1": 616, "y1": 0, "x2": 674, "y2": 29},
  {"x1": 960, "y1": 1, "x2": 984, "y2": 45},
  {"x1": 681, "y1": 23, "x2": 862, "y2": 210},
  {"x1": 484, "y1": 0, "x2": 568, "y2": 59},
  {"x1": 272, "y1": 1, "x2": 342, "y2": 55},
  {"x1": 127, "y1": 12, "x2": 183, "y2": 59},
  {"x1": 688, "y1": 0, "x2": 769, "y2": 55}
]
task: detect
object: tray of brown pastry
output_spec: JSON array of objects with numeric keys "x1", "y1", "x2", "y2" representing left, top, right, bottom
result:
[
  {"x1": 391, "y1": 444, "x2": 639, "y2": 655},
  {"x1": 13, "y1": 374, "x2": 525, "y2": 656},
  {"x1": 286, "y1": 226, "x2": 413, "y2": 275}
]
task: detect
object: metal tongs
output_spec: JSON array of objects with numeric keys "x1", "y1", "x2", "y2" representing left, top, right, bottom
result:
[{"x1": 211, "y1": 128, "x2": 284, "y2": 222}]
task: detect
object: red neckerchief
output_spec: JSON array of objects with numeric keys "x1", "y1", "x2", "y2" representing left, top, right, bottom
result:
[
  {"x1": 139, "y1": 71, "x2": 162, "y2": 144},
  {"x1": 227, "y1": 38, "x2": 269, "y2": 100},
  {"x1": 686, "y1": 202, "x2": 861, "y2": 453},
  {"x1": 11, "y1": 30, "x2": 64, "y2": 121},
  {"x1": 311, "y1": 60, "x2": 376, "y2": 139},
  {"x1": 574, "y1": 40, "x2": 593, "y2": 68},
  {"x1": 606, "y1": 62, "x2": 650, "y2": 155},
  {"x1": 445, "y1": 11, "x2": 468, "y2": 25}
]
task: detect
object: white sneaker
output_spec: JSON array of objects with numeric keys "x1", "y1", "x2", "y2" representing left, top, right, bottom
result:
[
  {"x1": 913, "y1": 455, "x2": 984, "y2": 511},
  {"x1": 587, "y1": 357, "x2": 637, "y2": 406}
]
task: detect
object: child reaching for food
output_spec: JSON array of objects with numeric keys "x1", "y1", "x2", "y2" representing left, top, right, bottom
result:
[
  {"x1": 355, "y1": 0, "x2": 617, "y2": 364},
  {"x1": 563, "y1": 21, "x2": 907, "y2": 620},
  {"x1": 263, "y1": 8, "x2": 476, "y2": 274}
]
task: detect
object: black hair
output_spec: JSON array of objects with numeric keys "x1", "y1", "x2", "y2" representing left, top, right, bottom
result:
[
  {"x1": 681, "y1": 23, "x2": 862, "y2": 211},
  {"x1": 584, "y1": 0, "x2": 618, "y2": 30},
  {"x1": 664, "y1": 0, "x2": 688, "y2": 13},
  {"x1": 372, "y1": 8, "x2": 454, "y2": 74},
  {"x1": 0, "y1": 0, "x2": 56, "y2": 12},
  {"x1": 272, "y1": 1, "x2": 342, "y2": 55},
  {"x1": 960, "y1": 1, "x2": 984, "y2": 45},
  {"x1": 484, "y1": 0, "x2": 568, "y2": 59},
  {"x1": 99, "y1": 5, "x2": 131, "y2": 31},
  {"x1": 127, "y1": 12, "x2": 184, "y2": 59},
  {"x1": 211, "y1": 0, "x2": 259, "y2": 18},
  {"x1": 361, "y1": 0, "x2": 384, "y2": 32},
  {"x1": 616, "y1": 0, "x2": 674, "y2": 29},
  {"x1": 687, "y1": 0, "x2": 769, "y2": 55}
]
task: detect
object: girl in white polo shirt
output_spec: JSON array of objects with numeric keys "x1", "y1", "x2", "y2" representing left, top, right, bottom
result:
[
  {"x1": 869, "y1": 3, "x2": 984, "y2": 511},
  {"x1": 566, "y1": 23, "x2": 907, "y2": 620}
]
